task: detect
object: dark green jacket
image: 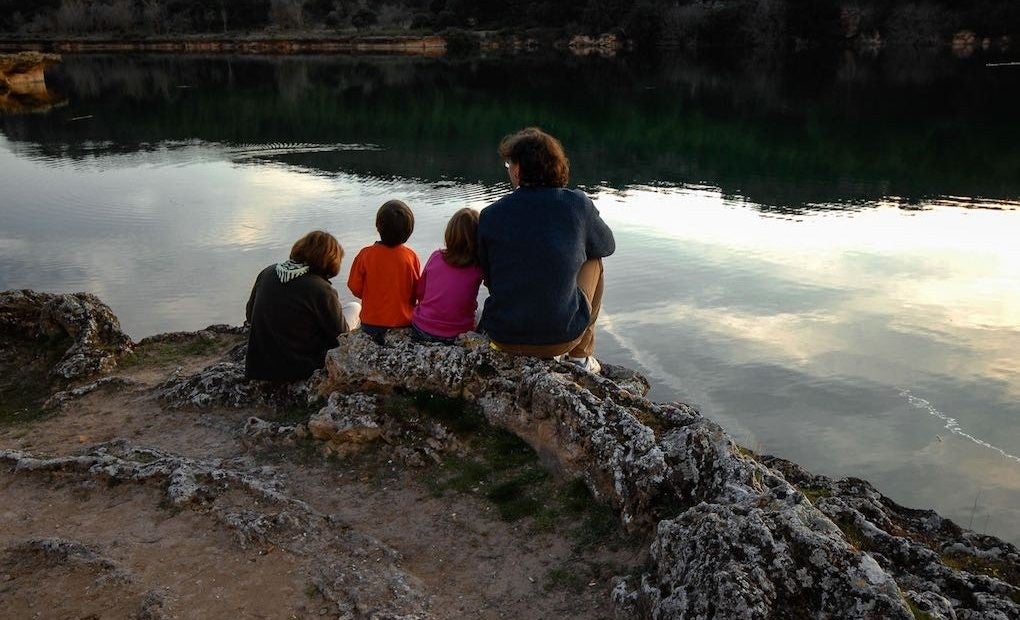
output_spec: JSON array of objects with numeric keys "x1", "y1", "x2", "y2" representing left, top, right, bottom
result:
[{"x1": 245, "y1": 264, "x2": 348, "y2": 381}]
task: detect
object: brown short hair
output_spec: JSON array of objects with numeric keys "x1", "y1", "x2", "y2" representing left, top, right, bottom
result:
[
  {"x1": 290, "y1": 230, "x2": 343, "y2": 279},
  {"x1": 441, "y1": 208, "x2": 480, "y2": 267},
  {"x1": 498, "y1": 127, "x2": 569, "y2": 188},
  {"x1": 376, "y1": 199, "x2": 414, "y2": 247}
]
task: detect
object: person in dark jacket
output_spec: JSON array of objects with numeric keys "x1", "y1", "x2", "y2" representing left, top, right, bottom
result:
[
  {"x1": 245, "y1": 230, "x2": 361, "y2": 381},
  {"x1": 477, "y1": 127, "x2": 615, "y2": 373}
]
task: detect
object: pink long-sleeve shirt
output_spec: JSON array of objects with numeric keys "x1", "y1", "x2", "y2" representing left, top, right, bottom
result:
[{"x1": 411, "y1": 250, "x2": 484, "y2": 339}]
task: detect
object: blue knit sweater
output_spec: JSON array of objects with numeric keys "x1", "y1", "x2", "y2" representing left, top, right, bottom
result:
[{"x1": 477, "y1": 186, "x2": 616, "y2": 345}]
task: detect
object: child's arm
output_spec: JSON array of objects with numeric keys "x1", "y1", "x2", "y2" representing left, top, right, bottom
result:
[
  {"x1": 414, "y1": 263, "x2": 428, "y2": 304},
  {"x1": 347, "y1": 251, "x2": 365, "y2": 299},
  {"x1": 408, "y1": 251, "x2": 422, "y2": 306}
]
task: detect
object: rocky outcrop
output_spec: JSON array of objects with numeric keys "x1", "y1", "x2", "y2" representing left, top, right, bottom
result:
[
  {"x1": 764, "y1": 455, "x2": 1020, "y2": 619},
  {"x1": 0, "y1": 52, "x2": 59, "y2": 90},
  {"x1": 5, "y1": 288, "x2": 1017, "y2": 618},
  {"x1": 0, "y1": 289, "x2": 133, "y2": 380},
  {"x1": 0, "y1": 52, "x2": 65, "y2": 114},
  {"x1": 568, "y1": 33, "x2": 625, "y2": 57},
  {"x1": 316, "y1": 330, "x2": 1020, "y2": 619}
]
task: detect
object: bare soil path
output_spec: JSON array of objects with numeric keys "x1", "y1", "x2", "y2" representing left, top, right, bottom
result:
[{"x1": 0, "y1": 334, "x2": 644, "y2": 619}]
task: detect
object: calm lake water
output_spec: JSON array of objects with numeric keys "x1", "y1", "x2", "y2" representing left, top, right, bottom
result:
[{"x1": 2, "y1": 52, "x2": 1019, "y2": 544}]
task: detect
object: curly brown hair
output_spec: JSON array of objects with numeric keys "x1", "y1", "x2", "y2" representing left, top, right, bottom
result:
[
  {"x1": 498, "y1": 127, "x2": 570, "y2": 188},
  {"x1": 290, "y1": 230, "x2": 343, "y2": 279}
]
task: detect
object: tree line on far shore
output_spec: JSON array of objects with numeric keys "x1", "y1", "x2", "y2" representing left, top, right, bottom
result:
[{"x1": 0, "y1": 0, "x2": 1016, "y2": 50}]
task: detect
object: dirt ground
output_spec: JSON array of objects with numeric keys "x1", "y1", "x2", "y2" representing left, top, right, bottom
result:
[{"x1": 0, "y1": 337, "x2": 646, "y2": 619}]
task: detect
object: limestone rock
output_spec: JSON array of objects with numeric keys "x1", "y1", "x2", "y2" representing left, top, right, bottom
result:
[
  {"x1": 764, "y1": 455, "x2": 1020, "y2": 620},
  {"x1": 308, "y1": 392, "x2": 382, "y2": 445},
  {"x1": 0, "y1": 289, "x2": 133, "y2": 380},
  {"x1": 155, "y1": 343, "x2": 320, "y2": 410},
  {"x1": 44, "y1": 376, "x2": 139, "y2": 410},
  {"x1": 241, "y1": 416, "x2": 304, "y2": 448},
  {"x1": 318, "y1": 331, "x2": 1019, "y2": 619},
  {"x1": 0, "y1": 52, "x2": 61, "y2": 87}
]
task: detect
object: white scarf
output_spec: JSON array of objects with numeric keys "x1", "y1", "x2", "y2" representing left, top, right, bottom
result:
[{"x1": 276, "y1": 259, "x2": 309, "y2": 283}]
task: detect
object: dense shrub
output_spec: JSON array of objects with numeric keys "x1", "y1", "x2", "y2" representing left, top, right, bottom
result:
[
  {"x1": 351, "y1": 8, "x2": 376, "y2": 28},
  {"x1": 442, "y1": 26, "x2": 479, "y2": 53},
  {"x1": 885, "y1": 2, "x2": 956, "y2": 47},
  {"x1": 270, "y1": 0, "x2": 305, "y2": 29},
  {"x1": 55, "y1": 0, "x2": 89, "y2": 33}
]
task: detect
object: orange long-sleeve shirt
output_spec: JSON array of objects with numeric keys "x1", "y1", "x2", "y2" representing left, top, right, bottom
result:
[{"x1": 347, "y1": 242, "x2": 421, "y2": 327}]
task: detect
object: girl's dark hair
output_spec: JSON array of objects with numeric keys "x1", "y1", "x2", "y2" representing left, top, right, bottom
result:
[
  {"x1": 498, "y1": 127, "x2": 570, "y2": 188},
  {"x1": 376, "y1": 199, "x2": 415, "y2": 247},
  {"x1": 441, "y1": 208, "x2": 480, "y2": 267},
  {"x1": 290, "y1": 230, "x2": 343, "y2": 279}
]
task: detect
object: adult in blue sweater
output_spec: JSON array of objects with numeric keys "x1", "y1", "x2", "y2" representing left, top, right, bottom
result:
[{"x1": 477, "y1": 127, "x2": 615, "y2": 373}]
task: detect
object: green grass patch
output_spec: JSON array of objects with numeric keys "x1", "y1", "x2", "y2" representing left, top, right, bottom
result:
[
  {"x1": 634, "y1": 410, "x2": 667, "y2": 435},
  {"x1": 940, "y1": 551, "x2": 1020, "y2": 586},
  {"x1": 269, "y1": 401, "x2": 319, "y2": 425},
  {"x1": 409, "y1": 390, "x2": 485, "y2": 434},
  {"x1": 735, "y1": 444, "x2": 757, "y2": 459},
  {"x1": 0, "y1": 338, "x2": 63, "y2": 428},
  {"x1": 415, "y1": 394, "x2": 633, "y2": 552},
  {"x1": 544, "y1": 565, "x2": 588, "y2": 594},
  {"x1": 121, "y1": 335, "x2": 241, "y2": 369},
  {"x1": 835, "y1": 517, "x2": 872, "y2": 552},
  {"x1": 0, "y1": 384, "x2": 51, "y2": 427},
  {"x1": 543, "y1": 558, "x2": 633, "y2": 595},
  {"x1": 796, "y1": 485, "x2": 833, "y2": 504},
  {"x1": 905, "y1": 598, "x2": 934, "y2": 620}
]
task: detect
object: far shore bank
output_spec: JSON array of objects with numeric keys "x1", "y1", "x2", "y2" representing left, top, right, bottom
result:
[{"x1": 0, "y1": 35, "x2": 449, "y2": 56}]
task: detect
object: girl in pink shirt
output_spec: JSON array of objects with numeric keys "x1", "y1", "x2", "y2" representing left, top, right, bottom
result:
[{"x1": 411, "y1": 208, "x2": 484, "y2": 344}]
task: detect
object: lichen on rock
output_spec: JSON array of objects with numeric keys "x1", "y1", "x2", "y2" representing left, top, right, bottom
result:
[
  {"x1": 0, "y1": 289, "x2": 133, "y2": 381},
  {"x1": 316, "y1": 329, "x2": 1020, "y2": 619}
]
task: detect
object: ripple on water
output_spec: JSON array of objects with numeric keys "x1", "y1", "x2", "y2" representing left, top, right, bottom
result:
[{"x1": 900, "y1": 389, "x2": 1020, "y2": 465}]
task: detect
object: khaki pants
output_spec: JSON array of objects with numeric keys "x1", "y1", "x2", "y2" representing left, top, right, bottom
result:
[{"x1": 491, "y1": 258, "x2": 604, "y2": 359}]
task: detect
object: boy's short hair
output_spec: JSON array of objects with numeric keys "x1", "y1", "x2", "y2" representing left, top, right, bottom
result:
[
  {"x1": 376, "y1": 199, "x2": 414, "y2": 247},
  {"x1": 498, "y1": 127, "x2": 570, "y2": 188},
  {"x1": 442, "y1": 208, "x2": 480, "y2": 267},
  {"x1": 290, "y1": 230, "x2": 343, "y2": 279}
]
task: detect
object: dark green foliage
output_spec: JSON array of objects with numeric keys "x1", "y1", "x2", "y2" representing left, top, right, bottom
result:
[
  {"x1": 0, "y1": 333, "x2": 69, "y2": 428},
  {"x1": 441, "y1": 27, "x2": 479, "y2": 54},
  {"x1": 412, "y1": 393, "x2": 634, "y2": 552},
  {"x1": 784, "y1": 0, "x2": 841, "y2": 42},
  {"x1": 409, "y1": 390, "x2": 484, "y2": 434},
  {"x1": 580, "y1": 0, "x2": 630, "y2": 32},
  {"x1": 351, "y1": 8, "x2": 377, "y2": 29},
  {"x1": 8, "y1": 53, "x2": 1020, "y2": 210}
]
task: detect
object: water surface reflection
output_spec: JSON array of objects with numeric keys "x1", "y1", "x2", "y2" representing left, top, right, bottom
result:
[{"x1": 1, "y1": 52, "x2": 1019, "y2": 544}]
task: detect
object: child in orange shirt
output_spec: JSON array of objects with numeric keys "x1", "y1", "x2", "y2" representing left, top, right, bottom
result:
[{"x1": 348, "y1": 199, "x2": 421, "y2": 344}]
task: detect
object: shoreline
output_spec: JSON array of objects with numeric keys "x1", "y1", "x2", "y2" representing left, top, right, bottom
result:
[{"x1": 0, "y1": 35, "x2": 448, "y2": 56}]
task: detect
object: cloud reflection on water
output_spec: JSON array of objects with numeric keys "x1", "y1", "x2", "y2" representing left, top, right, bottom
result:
[{"x1": 2, "y1": 138, "x2": 1019, "y2": 544}]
